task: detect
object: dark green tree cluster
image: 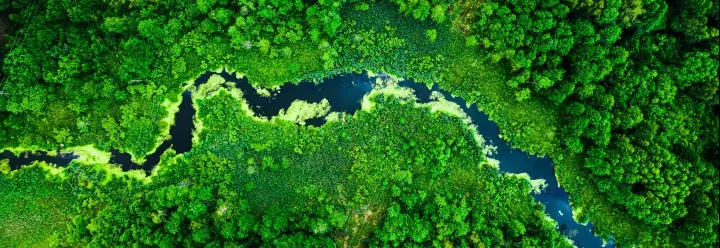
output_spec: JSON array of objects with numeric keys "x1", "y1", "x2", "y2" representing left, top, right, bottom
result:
[
  {"x1": 370, "y1": 161, "x2": 565, "y2": 247},
  {"x1": 342, "y1": 95, "x2": 570, "y2": 247},
  {"x1": 387, "y1": 0, "x2": 718, "y2": 245},
  {"x1": 2, "y1": 0, "x2": 718, "y2": 246},
  {"x1": 466, "y1": 0, "x2": 719, "y2": 246},
  {"x1": 2, "y1": 91, "x2": 572, "y2": 247},
  {"x1": 0, "y1": 0, "x2": 355, "y2": 158},
  {"x1": 64, "y1": 152, "x2": 343, "y2": 247}
]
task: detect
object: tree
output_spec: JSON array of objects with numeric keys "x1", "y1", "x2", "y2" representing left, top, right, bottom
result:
[
  {"x1": 425, "y1": 29, "x2": 437, "y2": 42},
  {"x1": 465, "y1": 35, "x2": 478, "y2": 47},
  {"x1": 515, "y1": 88, "x2": 531, "y2": 101}
]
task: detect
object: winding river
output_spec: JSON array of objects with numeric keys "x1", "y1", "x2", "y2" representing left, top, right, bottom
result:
[{"x1": 0, "y1": 71, "x2": 612, "y2": 247}]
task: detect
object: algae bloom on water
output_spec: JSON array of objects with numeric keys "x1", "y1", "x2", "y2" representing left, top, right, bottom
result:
[{"x1": 275, "y1": 99, "x2": 331, "y2": 125}]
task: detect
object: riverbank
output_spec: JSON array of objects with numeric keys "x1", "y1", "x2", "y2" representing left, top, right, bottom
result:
[
  {"x1": 3, "y1": 71, "x2": 608, "y2": 247},
  {"x1": 2, "y1": 1, "x2": 715, "y2": 246}
]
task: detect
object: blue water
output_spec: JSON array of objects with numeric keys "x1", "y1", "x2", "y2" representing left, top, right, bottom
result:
[
  {"x1": 1, "y1": 71, "x2": 611, "y2": 247},
  {"x1": 399, "y1": 81, "x2": 612, "y2": 248},
  {"x1": 195, "y1": 71, "x2": 375, "y2": 126},
  {"x1": 206, "y1": 71, "x2": 611, "y2": 247}
]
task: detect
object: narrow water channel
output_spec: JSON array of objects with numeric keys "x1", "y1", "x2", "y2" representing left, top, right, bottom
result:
[
  {"x1": 1, "y1": 71, "x2": 611, "y2": 247},
  {"x1": 0, "y1": 150, "x2": 77, "y2": 170},
  {"x1": 109, "y1": 90, "x2": 196, "y2": 175},
  {"x1": 193, "y1": 71, "x2": 612, "y2": 247},
  {"x1": 399, "y1": 81, "x2": 613, "y2": 248},
  {"x1": 195, "y1": 70, "x2": 375, "y2": 126}
]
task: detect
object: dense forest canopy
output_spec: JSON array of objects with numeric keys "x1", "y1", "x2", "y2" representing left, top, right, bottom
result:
[
  {"x1": 0, "y1": 0, "x2": 718, "y2": 247},
  {"x1": 2, "y1": 84, "x2": 572, "y2": 247}
]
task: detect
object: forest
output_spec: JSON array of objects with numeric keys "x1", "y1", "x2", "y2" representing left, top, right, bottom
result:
[
  {"x1": 1, "y1": 0, "x2": 718, "y2": 247},
  {"x1": 2, "y1": 81, "x2": 572, "y2": 247}
]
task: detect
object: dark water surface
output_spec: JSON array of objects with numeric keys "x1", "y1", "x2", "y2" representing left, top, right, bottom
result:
[
  {"x1": 2, "y1": 71, "x2": 610, "y2": 247},
  {"x1": 0, "y1": 150, "x2": 77, "y2": 170},
  {"x1": 195, "y1": 71, "x2": 375, "y2": 126},
  {"x1": 109, "y1": 90, "x2": 196, "y2": 175}
]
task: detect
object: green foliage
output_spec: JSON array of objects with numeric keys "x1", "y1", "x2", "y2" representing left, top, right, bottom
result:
[
  {"x1": 0, "y1": 163, "x2": 74, "y2": 247},
  {"x1": 0, "y1": 159, "x2": 8, "y2": 174},
  {"x1": 391, "y1": 0, "x2": 451, "y2": 23},
  {"x1": 464, "y1": 35, "x2": 478, "y2": 47},
  {"x1": 1, "y1": 0, "x2": 717, "y2": 247},
  {"x1": 425, "y1": 28, "x2": 437, "y2": 42},
  {"x1": 0, "y1": 0, "x2": 354, "y2": 157},
  {"x1": 342, "y1": 1, "x2": 718, "y2": 246},
  {"x1": 0, "y1": 91, "x2": 570, "y2": 247},
  {"x1": 459, "y1": 0, "x2": 720, "y2": 245}
]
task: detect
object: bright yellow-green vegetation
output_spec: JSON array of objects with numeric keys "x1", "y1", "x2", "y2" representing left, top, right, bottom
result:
[
  {"x1": 1, "y1": 85, "x2": 572, "y2": 247},
  {"x1": 0, "y1": 159, "x2": 8, "y2": 174},
  {"x1": 275, "y1": 99, "x2": 331, "y2": 124},
  {"x1": 1, "y1": 0, "x2": 717, "y2": 247},
  {"x1": 66, "y1": 145, "x2": 111, "y2": 164}
]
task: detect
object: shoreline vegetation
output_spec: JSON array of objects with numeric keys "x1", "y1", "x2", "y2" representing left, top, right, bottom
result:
[
  {"x1": 3, "y1": 78, "x2": 573, "y2": 247},
  {"x1": 1, "y1": 0, "x2": 717, "y2": 247}
]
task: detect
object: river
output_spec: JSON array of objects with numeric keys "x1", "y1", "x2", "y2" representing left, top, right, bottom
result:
[{"x1": 0, "y1": 71, "x2": 611, "y2": 247}]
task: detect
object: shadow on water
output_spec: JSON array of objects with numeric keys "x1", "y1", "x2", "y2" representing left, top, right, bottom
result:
[{"x1": 2, "y1": 70, "x2": 611, "y2": 247}]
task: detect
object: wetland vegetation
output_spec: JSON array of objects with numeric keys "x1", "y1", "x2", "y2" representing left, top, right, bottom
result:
[{"x1": 1, "y1": 0, "x2": 718, "y2": 247}]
